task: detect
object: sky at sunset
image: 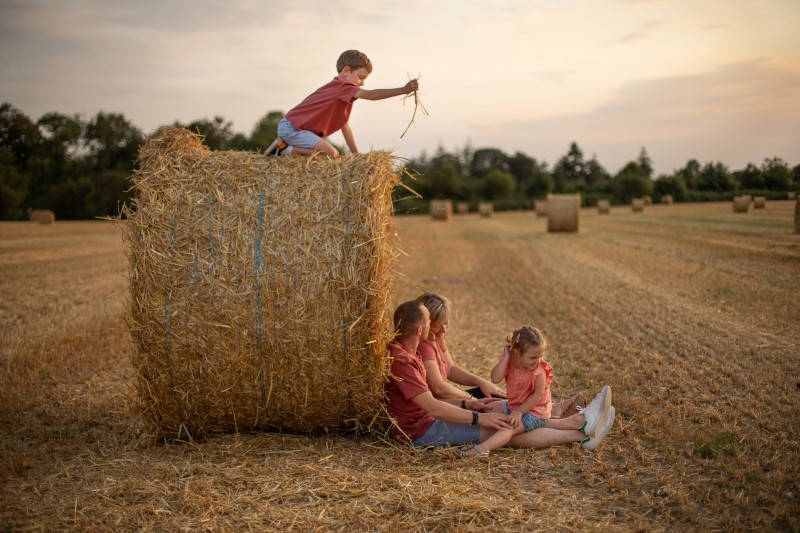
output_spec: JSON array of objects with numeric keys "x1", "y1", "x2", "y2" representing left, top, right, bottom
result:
[{"x1": 2, "y1": 0, "x2": 798, "y2": 176}]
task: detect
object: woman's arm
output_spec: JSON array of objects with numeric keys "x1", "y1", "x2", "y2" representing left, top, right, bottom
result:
[{"x1": 423, "y1": 360, "x2": 471, "y2": 400}]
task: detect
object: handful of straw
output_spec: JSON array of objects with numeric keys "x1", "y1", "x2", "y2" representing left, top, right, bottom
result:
[{"x1": 400, "y1": 74, "x2": 428, "y2": 138}]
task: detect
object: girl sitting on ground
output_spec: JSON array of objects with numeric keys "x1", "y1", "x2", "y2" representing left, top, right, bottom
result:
[{"x1": 458, "y1": 325, "x2": 615, "y2": 457}]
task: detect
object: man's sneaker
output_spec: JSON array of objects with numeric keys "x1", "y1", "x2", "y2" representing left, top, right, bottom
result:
[
  {"x1": 578, "y1": 385, "x2": 612, "y2": 437},
  {"x1": 581, "y1": 406, "x2": 615, "y2": 450},
  {"x1": 266, "y1": 137, "x2": 290, "y2": 156}
]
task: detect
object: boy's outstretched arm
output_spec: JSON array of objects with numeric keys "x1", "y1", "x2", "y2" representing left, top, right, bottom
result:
[
  {"x1": 356, "y1": 79, "x2": 418, "y2": 101},
  {"x1": 341, "y1": 122, "x2": 358, "y2": 154}
]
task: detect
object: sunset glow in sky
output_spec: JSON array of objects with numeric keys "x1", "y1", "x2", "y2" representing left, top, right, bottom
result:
[{"x1": 2, "y1": 0, "x2": 798, "y2": 175}]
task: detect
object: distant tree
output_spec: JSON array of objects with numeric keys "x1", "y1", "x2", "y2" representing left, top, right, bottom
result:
[
  {"x1": 637, "y1": 146, "x2": 653, "y2": 178},
  {"x1": 482, "y1": 169, "x2": 515, "y2": 200},
  {"x1": 0, "y1": 103, "x2": 41, "y2": 171},
  {"x1": 735, "y1": 163, "x2": 763, "y2": 190},
  {"x1": 469, "y1": 148, "x2": 508, "y2": 178},
  {"x1": 552, "y1": 142, "x2": 587, "y2": 193},
  {"x1": 585, "y1": 155, "x2": 611, "y2": 191},
  {"x1": 793, "y1": 164, "x2": 800, "y2": 187},
  {"x1": 507, "y1": 152, "x2": 536, "y2": 193},
  {"x1": 86, "y1": 112, "x2": 143, "y2": 171},
  {"x1": 676, "y1": 159, "x2": 701, "y2": 190},
  {"x1": 0, "y1": 148, "x2": 28, "y2": 218},
  {"x1": 697, "y1": 161, "x2": 734, "y2": 191},
  {"x1": 427, "y1": 165, "x2": 462, "y2": 198},
  {"x1": 613, "y1": 161, "x2": 653, "y2": 202},
  {"x1": 653, "y1": 173, "x2": 688, "y2": 202},
  {"x1": 760, "y1": 157, "x2": 793, "y2": 190}
]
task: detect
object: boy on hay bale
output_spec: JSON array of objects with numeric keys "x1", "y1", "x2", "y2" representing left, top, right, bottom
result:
[{"x1": 267, "y1": 50, "x2": 419, "y2": 158}]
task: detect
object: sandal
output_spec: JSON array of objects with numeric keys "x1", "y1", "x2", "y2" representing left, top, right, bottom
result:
[{"x1": 457, "y1": 444, "x2": 489, "y2": 458}]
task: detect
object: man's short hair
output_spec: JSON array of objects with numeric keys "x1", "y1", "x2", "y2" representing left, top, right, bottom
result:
[
  {"x1": 393, "y1": 300, "x2": 425, "y2": 338},
  {"x1": 337, "y1": 50, "x2": 373, "y2": 74}
]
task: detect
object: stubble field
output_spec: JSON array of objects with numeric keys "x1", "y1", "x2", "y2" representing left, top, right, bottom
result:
[{"x1": 1, "y1": 200, "x2": 798, "y2": 531}]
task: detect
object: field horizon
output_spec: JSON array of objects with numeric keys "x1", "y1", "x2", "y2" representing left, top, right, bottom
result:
[{"x1": 1, "y1": 200, "x2": 798, "y2": 531}]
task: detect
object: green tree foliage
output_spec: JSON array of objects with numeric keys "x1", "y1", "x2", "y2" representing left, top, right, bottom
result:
[
  {"x1": 653, "y1": 174, "x2": 688, "y2": 202},
  {"x1": 469, "y1": 148, "x2": 508, "y2": 177},
  {"x1": 697, "y1": 161, "x2": 734, "y2": 191},
  {"x1": 760, "y1": 157, "x2": 793, "y2": 190},
  {"x1": 613, "y1": 161, "x2": 653, "y2": 202},
  {"x1": 552, "y1": 142, "x2": 587, "y2": 193},
  {"x1": 482, "y1": 169, "x2": 515, "y2": 200},
  {"x1": 676, "y1": 159, "x2": 701, "y2": 190},
  {"x1": 735, "y1": 163, "x2": 763, "y2": 190},
  {"x1": 637, "y1": 146, "x2": 654, "y2": 178},
  {"x1": 247, "y1": 111, "x2": 284, "y2": 152}
]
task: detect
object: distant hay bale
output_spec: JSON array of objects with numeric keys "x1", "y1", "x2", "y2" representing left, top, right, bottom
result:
[
  {"x1": 662, "y1": 195, "x2": 674, "y2": 205},
  {"x1": 795, "y1": 199, "x2": 800, "y2": 233},
  {"x1": 643, "y1": 195, "x2": 652, "y2": 205},
  {"x1": 732, "y1": 196, "x2": 750, "y2": 213},
  {"x1": 456, "y1": 202, "x2": 469, "y2": 214},
  {"x1": 534, "y1": 200, "x2": 548, "y2": 218},
  {"x1": 120, "y1": 127, "x2": 400, "y2": 438},
  {"x1": 597, "y1": 199, "x2": 610, "y2": 214},
  {"x1": 547, "y1": 194, "x2": 580, "y2": 232},
  {"x1": 631, "y1": 198, "x2": 644, "y2": 212},
  {"x1": 789, "y1": 192, "x2": 797, "y2": 200},
  {"x1": 430, "y1": 199, "x2": 453, "y2": 220},
  {"x1": 753, "y1": 196, "x2": 766, "y2": 209},
  {"x1": 30, "y1": 209, "x2": 55, "y2": 224},
  {"x1": 478, "y1": 202, "x2": 494, "y2": 217}
]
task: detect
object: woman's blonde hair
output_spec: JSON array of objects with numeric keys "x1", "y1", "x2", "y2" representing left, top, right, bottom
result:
[
  {"x1": 416, "y1": 292, "x2": 451, "y2": 324},
  {"x1": 336, "y1": 50, "x2": 373, "y2": 73},
  {"x1": 506, "y1": 325, "x2": 547, "y2": 354}
]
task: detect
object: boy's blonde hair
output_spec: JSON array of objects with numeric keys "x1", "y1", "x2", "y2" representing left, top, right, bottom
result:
[
  {"x1": 337, "y1": 49, "x2": 373, "y2": 74},
  {"x1": 507, "y1": 326, "x2": 547, "y2": 354},
  {"x1": 393, "y1": 300, "x2": 426, "y2": 338},
  {"x1": 416, "y1": 292, "x2": 451, "y2": 324}
]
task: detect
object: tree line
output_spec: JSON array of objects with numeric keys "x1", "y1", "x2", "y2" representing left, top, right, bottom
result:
[
  {"x1": 396, "y1": 142, "x2": 800, "y2": 214},
  {"x1": 1, "y1": 102, "x2": 797, "y2": 220}
]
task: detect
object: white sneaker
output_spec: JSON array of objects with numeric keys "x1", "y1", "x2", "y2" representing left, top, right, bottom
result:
[
  {"x1": 579, "y1": 385, "x2": 612, "y2": 437},
  {"x1": 581, "y1": 406, "x2": 615, "y2": 450}
]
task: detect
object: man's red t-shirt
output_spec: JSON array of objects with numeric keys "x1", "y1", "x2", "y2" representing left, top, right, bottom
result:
[
  {"x1": 284, "y1": 77, "x2": 361, "y2": 137},
  {"x1": 385, "y1": 341, "x2": 435, "y2": 442}
]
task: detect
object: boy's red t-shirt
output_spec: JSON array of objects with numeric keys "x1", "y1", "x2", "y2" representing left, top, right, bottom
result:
[
  {"x1": 284, "y1": 77, "x2": 361, "y2": 137},
  {"x1": 385, "y1": 341, "x2": 436, "y2": 442}
]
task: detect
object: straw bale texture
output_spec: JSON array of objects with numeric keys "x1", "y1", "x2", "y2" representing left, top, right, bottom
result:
[
  {"x1": 456, "y1": 202, "x2": 469, "y2": 214},
  {"x1": 795, "y1": 198, "x2": 800, "y2": 233},
  {"x1": 753, "y1": 196, "x2": 766, "y2": 209},
  {"x1": 120, "y1": 128, "x2": 401, "y2": 438},
  {"x1": 30, "y1": 209, "x2": 55, "y2": 224},
  {"x1": 546, "y1": 194, "x2": 580, "y2": 232},
  {"x1": 478, "y1": 202, "x2": 493, "y2": 217},
  {"x1": 643, "y1": 195, "x2": 652, "y2": 205},
  {"x1": 534, "y1": 199, "x2": 548, "y2": 218},
  {"x1": 733, "y1": 196, "x2": 750, "y2": 213},
  {"x1": 430, "y1": 199, "x2": 453, "y2": 220},
  {"x1": 631, "y1": 198, "x2": 645, "y2": 212},
  {"x1": 597, "y1": 199, "x2": 610, "y2": 214},
  {"x1": 662, "y1": 194, "x2": 674, "y2": 205}
]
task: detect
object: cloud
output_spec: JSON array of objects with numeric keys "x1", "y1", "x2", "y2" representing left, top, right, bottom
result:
[{"x1": 482, "y1": 58, "x2": 800, "y2": 173}]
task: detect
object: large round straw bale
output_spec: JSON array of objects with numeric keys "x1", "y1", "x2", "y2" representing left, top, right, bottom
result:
[
  {"x1": 732, "y1": 196, "x2": 750, "y2": 212},
  {"x1": 456, "y1": 202, "x2": 469, "y2": 214},
  {"x1": 430, "y1": 199, "x2": 452, "y2": 220},
  {"x1": 534, "y1": 200, "x2": 548, "y2": 218},
  {"x1": 30, "y1": 209, "x2": 55, "y2": 224},
  {"x1": 631, "y1": 198, "x2": 644, "y2": 212},
  {"x1": 643, "y1": 195, "x2": 652, "y2": 205},
  {"x1": 789, "y1": 192, "x2": 797, "y2": 200},
  {"x1": 120, "y1": 128, "x2": 400, "y2": 438},
  {"x1": 795, "y1": 198, "x2": 800, "y2": 233},
  {"x1": 753, "y1": 196, "x2": 766, "y2": 209},
  {"x1": 597, "y1": 199, "x2": 610, "y2": 214},
  {"x1": 661, "y1": 194, "x2": 673, "y2": 205},
  {"x1": 547, "y1": 194, "x2": 580, "y2": 232},
  {"x1": 478, "y1": 202, "x2": 493, "y2": 217}
]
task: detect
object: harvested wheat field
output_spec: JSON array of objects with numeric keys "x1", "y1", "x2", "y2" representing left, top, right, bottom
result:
[{"x1": 1, "y1": 200, "x2": 799, "y2": 532}]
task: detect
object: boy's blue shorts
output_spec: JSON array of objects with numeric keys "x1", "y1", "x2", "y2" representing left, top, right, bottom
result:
[
  {"x1": 411, "y1": 419, "x2": 480, "y2": 447},
  {"x1": 277, "y1": 117, "x2": 323, "y2": 149}
]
